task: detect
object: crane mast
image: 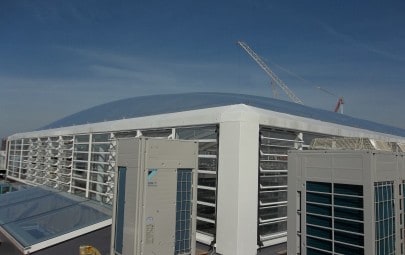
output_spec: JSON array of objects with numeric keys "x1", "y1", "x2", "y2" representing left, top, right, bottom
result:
[{"x1": 237, "y1": 41, "x2": 304, "y2": 105}]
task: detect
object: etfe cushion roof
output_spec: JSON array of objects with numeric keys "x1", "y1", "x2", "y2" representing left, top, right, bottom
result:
[{"x1": 42, "y1": 92, "x2": 405, "y2": 137}]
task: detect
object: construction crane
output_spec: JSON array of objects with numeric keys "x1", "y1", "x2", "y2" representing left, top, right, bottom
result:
[
  {"x1": 317, "y1": 86, "x2": 344, "y2": 114},
  {"x1": 237, "y1": 41, "x2": 304, "y2": 105}
]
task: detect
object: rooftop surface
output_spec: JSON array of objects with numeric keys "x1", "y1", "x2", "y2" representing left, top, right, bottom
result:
[{"x1": 42, "y1": 92, "x2": 405, "y2": 137}]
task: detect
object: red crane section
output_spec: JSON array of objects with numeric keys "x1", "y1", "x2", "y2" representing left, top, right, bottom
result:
[{"x1": 334, "y1": 97, "x2": 344, "y2": 113}]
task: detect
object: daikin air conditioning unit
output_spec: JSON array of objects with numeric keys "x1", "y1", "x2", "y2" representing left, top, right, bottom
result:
[{"x1": 111, "y1": 137, "x2": 199, "y2": 255}]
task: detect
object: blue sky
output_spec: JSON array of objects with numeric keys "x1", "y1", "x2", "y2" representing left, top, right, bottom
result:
[{"x1": 1, "y1": 0, "x2": 404, "y2": 138}]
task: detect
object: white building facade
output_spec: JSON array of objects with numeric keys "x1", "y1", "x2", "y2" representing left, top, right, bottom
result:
[{"x1": 5, "y1": 93, "x2": 405, "y2": 254}]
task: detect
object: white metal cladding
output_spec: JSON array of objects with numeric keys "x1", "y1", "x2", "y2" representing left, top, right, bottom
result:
[{"x1": 5, "y1": 104, "x2": 405, "y2": 254}]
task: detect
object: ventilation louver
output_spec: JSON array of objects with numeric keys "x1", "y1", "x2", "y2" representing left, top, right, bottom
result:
[
  {"x1": 397, "y1": 143, "x2": 405, "y2": 152},
  {"x1": 309, "y1": 137, "x2": 399, "y2": 152}
]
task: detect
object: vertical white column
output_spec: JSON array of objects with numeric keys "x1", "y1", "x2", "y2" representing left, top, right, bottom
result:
[
  {"x1": 5, "y1": 139, "x2": 10, "y2": 176},
  {"x1": 85, "y1": 133, "x2": 93, "y2": 198},
  {"x1": 19, "y1": 139, "x2": 24, "y2": 179},
  {"x1": 69, "y1": 136, "x2": 75, "y2": 193},
  {"x1": 216, "y1": 111, "x2": 259, "y2": 255}
]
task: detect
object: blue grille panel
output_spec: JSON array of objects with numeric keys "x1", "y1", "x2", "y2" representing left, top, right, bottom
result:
[{"x1": 175, "y1": 169, "x2": 193, "y2": 254}]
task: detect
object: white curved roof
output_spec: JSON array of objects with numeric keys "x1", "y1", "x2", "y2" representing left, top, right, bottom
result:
[{"x1": 40, "y1": 92, "x2": 405, "y2": 137}]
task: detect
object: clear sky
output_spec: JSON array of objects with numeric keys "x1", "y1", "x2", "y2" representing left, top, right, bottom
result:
[{"x1": 1, "y1": 0, "x2": 404, "y2": 138}]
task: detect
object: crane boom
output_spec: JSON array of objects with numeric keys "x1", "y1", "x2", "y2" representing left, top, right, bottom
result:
[
  {"x1": 317, "y1": 86, "x2": 344, "y2": 114},
  {"x1": 334, "y1": 97, "x2": 344, "y2": 113},
  {"x1": 237, "y1": 41, "x2": 304, "y2": 104}
]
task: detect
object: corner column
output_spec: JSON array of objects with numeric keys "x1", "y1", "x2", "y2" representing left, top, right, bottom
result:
[{"x1": 216, "y1": 117, "x2": 259, "y2": 254}]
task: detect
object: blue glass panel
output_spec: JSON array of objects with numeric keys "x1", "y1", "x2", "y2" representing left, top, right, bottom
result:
[
  {"x1": 334, "y1": 195, "x2": 363, "y2": 208},
  {"x1": 307, "y1": 204, "x2": 331, "y2": 216},
  {"x1": 334, "y1": 230, "x2": 364, "y2": 246},
  {"x1": 382, "y1": 186, "x2": 388, "y2": 201},
  {"x1": 307, "y1": 193, "x2": 332, "y2": 204},
  {"x1": 307, "y1": 214, "x2": 332, "y2": 228},
  {"x1": 334, "y1": 218, "x2": 363, "y2": 233},
  {"x1": 379, "y1": 240, "x2": 384, "y2": 254},
  {"x1": 334, "y1": 242, "x2": 364, "y2": 255},
  {"x1": 383, "y1": 220, "x2": 387, "y2": 238},
  {"x1": 307, "y1": 236, "x2": 332, "y2": 251},
  {"x1": 384, "y1": 203, "x2": 390, "y2": 217},
  {"x1": 387, "y1": 186, "x2": 393, "y2": 200},
  {"x1": 374, "y1": 182, "x2": 396, "y2": 255},
  {"x1": 0, "y1": 192, "x2": 78, "y2": 224},
  {"x1": 307, "y1": 182, "x2": 331, "y2": 193},
  {"x1": 378, "y1": 186, "x2": 384, "y2": 201},
  {"x1": 114, "y1": 166, "x2": 127, "y2": 254},
  {"x1": 307, "y1": 225, "x2": 332, "y2": 239},
  {"x1": 387, "y1": 219, "x2": 393, "y2": 234},
  {"x1": 378, "y1": 203, "x2": 384, "y2": 220},
  {"x1": 334, "y1": 207, "x2": 363, "y2": 221},
  {"x1": 175, "y1": 169, "x2": 193, "y2": 254},
  {"x1": 307, "y1": 248, "x2": 331, "y2": 255},
  {"x1": 389, "y1": 203, "x2": 394, "y2": 217},
  {"x1": 334, "y1": 184, "x2": 363, "y2": 196},
  {"x1": 4, "y1": 201, "x2": 111, "y2": 247},
  {"x1": 0, "y1": 187, "x2": 53, "y2": 208},
  {"x1": 388, "y1": 236, "x2": 394, "y2": 254}
]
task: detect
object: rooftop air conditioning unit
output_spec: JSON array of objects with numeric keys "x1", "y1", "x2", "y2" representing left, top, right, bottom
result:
[{"x1": 111, "y1": 137, "x2": 199, "y2": 255}]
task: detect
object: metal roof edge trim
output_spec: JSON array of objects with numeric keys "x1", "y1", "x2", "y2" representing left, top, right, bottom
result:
[
  {"x1": 0, "y1": 225, "x2": 26, "y2": 254},
  {"x1": 26, "y1": 219, "x2": 112, "y2": 254}
]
